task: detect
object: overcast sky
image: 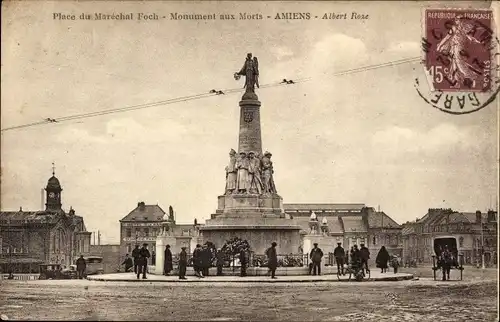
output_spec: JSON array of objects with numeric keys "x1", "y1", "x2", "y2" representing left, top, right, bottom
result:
[{"x1": 1, "y1": 1, "x2": 498, "y2": 244}]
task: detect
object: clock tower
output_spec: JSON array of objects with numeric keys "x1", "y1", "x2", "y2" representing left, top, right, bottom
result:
[{"x1": 45, "y1": 163, "x2": 63, "y2": 211}]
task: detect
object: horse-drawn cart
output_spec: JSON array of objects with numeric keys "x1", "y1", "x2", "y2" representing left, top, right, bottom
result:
[{"x1": 431, "y1": 236, "x2": 464, "y2": 281}]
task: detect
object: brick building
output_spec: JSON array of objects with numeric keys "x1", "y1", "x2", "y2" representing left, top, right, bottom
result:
[
  {"x1": 119, "y1": 202, "x2": 198, "y2": 259},
  {"x1": 283, "y1": 204, "x2": 403, "y2": 257},
  {"x1": 0, "y1": 168, "x2": 91, "y2": 273},
  {"x1": 401, "y1": 208, "x2": 498, "y2": 266}
]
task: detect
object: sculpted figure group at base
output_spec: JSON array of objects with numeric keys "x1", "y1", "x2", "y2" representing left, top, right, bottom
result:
[{"x1": 225, "y1": 149, "x2": 276, "y2": 195}]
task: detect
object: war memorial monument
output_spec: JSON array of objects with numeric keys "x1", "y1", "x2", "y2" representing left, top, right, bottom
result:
[{"x1": 155, "y1": 54, "x2": 305, "y2": 273}]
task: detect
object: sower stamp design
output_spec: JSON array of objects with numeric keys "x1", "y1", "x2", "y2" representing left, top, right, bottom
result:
[{"x1": 417, "y1": 8, "x2": 500, "y2": 115}]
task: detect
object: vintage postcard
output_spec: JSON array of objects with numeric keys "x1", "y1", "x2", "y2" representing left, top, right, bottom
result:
[{"x1": 1, "y1": 1, "x2": 498, "y2": 321}]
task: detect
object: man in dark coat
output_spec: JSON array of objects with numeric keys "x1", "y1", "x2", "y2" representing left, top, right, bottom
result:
[
  {"x1": 121, "y1": 254, "x2": 133, "y2": 272},
  {"x1": 350, "y1": 245, "x2": 361, "y2": 267},
  {"x1": 376, "y1": 246, "x2": 390, "y2": 273},
  {"x1": 216, "y1": 248, "x2": 225, "y2": 276},
  {"x1": 163, "y1": 245, "x2": 173, "y2": 275},
  {"x1": 266, "y1": 242, "x2": 278, "y2": 279},
  {"x1": 359, "y1": 243, "x2": 370, "y2": 275},
  {"x1": 178, "y1": 247, "x2": 187, "y2": 280},
  {"x1": 193, "y1": 244, "x2": 203, "y2": 278},
  {"x1": 333, "y1": 243, "x2": 346, "y2": 276},
  {"x1": 310, "y1": 243, "x2": 324, "y2": 276},
  {"x1": 201, "y1": 245, "x2": 211, "y2": 277},
  {"x1": 441, "y1": 246, "x2": 452, "y2": 281},
  {"x1": 137, "y1": 243, "x2": 151, "y2": 280},
  {"x1": 151, "y1": 251, "x2": 156, "y2": 266},
  {"x1": 131, "y1": 245, "x2": 140, "y2": 274},
  {"x1": 76, "y1": 255, "x2": 86, "y2": 279},
  {"x1": 240, "y1": 246, "x2": 248, "y2": 277}
]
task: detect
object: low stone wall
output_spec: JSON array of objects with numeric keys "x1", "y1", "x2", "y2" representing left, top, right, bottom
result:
[{"x1": 150, "y1": 265, "x2": 340, "y2": 276}]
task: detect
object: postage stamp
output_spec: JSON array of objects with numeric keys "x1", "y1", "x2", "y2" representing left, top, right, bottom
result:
[
  {"x1": 416, "y1": 8, "x2": 500, "y2": 114},
  {"x1": 424, "y1": 9, "x2": 494, "y2": 92}
]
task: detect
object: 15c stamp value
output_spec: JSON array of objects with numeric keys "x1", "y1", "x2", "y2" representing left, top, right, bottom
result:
[{"x1": 416, "y1": 8, "x2": 500, "y2": 114}]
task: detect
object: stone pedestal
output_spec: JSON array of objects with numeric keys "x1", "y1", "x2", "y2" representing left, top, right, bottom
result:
[
  {"x1": 202, "y1": 193, "x2": 301, "y2": 254},
  {"x1": 238, "y1": 100, "x2": 262, "y2": 154},
  {"x1": 217, "y1": 193, "x2": 284, "y2": 216},
  {"x1": 155, "y1": 235, "x2": 177, "y2": 275},
  {"x1": 303, "y1": 234, "x2": 338, "y2": 267}
]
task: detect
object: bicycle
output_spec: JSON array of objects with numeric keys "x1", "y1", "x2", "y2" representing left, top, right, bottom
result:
[{"x1": 337, "y1": 261, "x2": 370, "y2": 281}]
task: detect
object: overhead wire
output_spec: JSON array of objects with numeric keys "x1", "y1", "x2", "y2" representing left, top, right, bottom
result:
[{"x1": 1, "y1": 56, "x2": 422, "y2": 132}]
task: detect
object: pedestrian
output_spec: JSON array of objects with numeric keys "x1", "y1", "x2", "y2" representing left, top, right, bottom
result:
[
  {"x1": 121, "y1": 254, "x2": 133, "y2": 272},
  {"x1": 391, "y1": 255, "x2": 400, "y2": 274},
  {"x1": 216, "y1": 248, "x2": 225, "y2": 276},
  {"x1": 132, "y1": 245, "x2": 140, "y2": 274},
  {"x1": 334, "y1": 242, "x2": 345, "y2": 276},
  {"x1": 359, "y1": 243, "x2": 370, "y2": 275},
  {"x1": 351, "y1": 245, "x2": 361, "y2": 267},
  {"x1": 309, "y1": 243, "x2": 324, "y2": 276},
  {"x1": 240, "y1": 246, "x2": 248, "y2": 277},
  {"x1": 441, "y1": 246, "x2": 452, "y2": 281},
  {"x1": 193, "y1": 244, "x2": 203, "y2": 278},
  {"x1": 76, "y1": 255, "x2": 86, "y2": 279},
  {"x1": 137, "y1": 243, "x2": 151, "y2": 280},
  {"x1": 266, "y1": 242, "x2": 278, "y2": 279},
  {"x1": 151, "y1": 250, "x2": 156, "y2": 266},
  {"x1": 164, "y1": 245, "x2": 173, "y2": 275},
  {"x1": 178, "y1": 247, "x2": 188, "y2": 280},
  {"x1": 376, "y1": 246, "x2": 390, "y2": 273},
  {"x1": 201, "y1": 244, "x2": 211, "y2": 277}
]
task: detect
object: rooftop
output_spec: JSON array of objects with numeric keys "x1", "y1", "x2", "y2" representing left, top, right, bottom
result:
[
  {"x1": 120, "y1": 202, "x2": 167, "y2": 222},
  {"x1": 0, "y1": 210, "x2": 83, "y2": 227},
  {"x1": 283, "y1": 203, "x2": 366, "y2": 212},
  {"x1": 368, "y1": 211, "x2": 401, "y2": 228}
]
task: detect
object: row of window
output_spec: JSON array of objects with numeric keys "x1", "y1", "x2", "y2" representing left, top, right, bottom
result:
[
  {"x1": 342, "y1": 235, "x2": 400, "y2": 247},
  {"x1": 125, "y1": 228, "x2": 160, "y2": 238},
  {"x1": 1, "y1": 247, "x2": 28, "y2": 254}
]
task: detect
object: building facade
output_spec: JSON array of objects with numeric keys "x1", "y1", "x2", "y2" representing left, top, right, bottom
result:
[
  {"x1": 0, "y1": 170, "x2": 91, "y2": 273},
  {"x1": 119, "y1": 202, "x2": 199, "y2": 260},
  {"x1": 401, "y1": 208, "x2": 498, "y2": 266},
  {"x1": 282, "y1": 204, "x2": 403, "y2": 258}
]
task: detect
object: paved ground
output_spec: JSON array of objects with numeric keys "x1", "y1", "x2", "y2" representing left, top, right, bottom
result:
[
  {"x1": 86, "y1": 270, "x2": 414, "y2": 282},
  {"x1": 0, "y1": 269, "x2": 497, "y2": 321}
]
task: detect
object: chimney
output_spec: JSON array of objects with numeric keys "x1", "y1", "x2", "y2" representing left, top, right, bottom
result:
[
  {"x1": 475, "y1": 210, "x2": 482, "y2": 223},
  {"x1": 138, "y1": 201, "x2": 146, "y2": 211}
]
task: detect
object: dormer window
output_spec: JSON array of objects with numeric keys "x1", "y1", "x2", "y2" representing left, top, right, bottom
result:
[
  {"x1": 144, "y1": 217, "x2": 147, "y2": 221},
  {"x1": 132, "y1": 217, "x2": 136, "y2": 221}
]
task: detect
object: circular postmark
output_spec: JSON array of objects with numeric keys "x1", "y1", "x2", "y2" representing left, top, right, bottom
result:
[{"x1": 416, "y1": 9, "x2": 500, "y2": 115}]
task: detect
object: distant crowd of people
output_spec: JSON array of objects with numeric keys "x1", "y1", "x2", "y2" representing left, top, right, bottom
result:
[
  {"x1": 121, "y1": 243, "x2": 151, "y2": 280},
  {"x1": 122, "y1": 242, "x2": 280, "y2": 280},
  {"x1": 121, "y1": 242, "x2": 402, "y2": 280},
  {"x1": 310, "y1": 242, "x2": 401, "y2": 276}
]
